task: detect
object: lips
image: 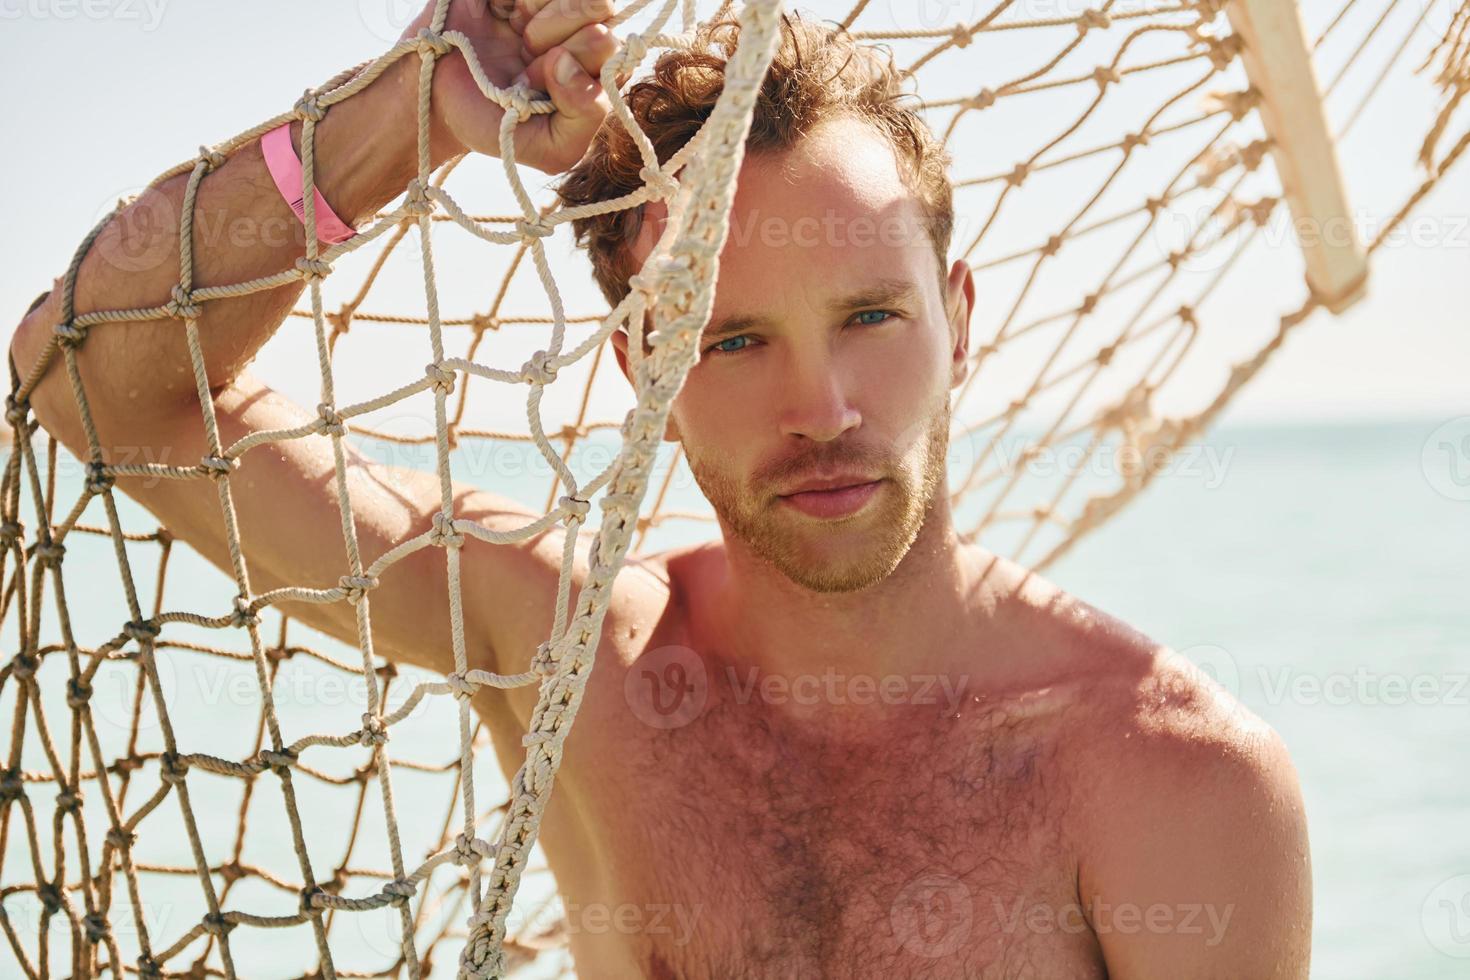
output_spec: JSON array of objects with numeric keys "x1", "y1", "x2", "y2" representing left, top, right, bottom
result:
[
  {"x1": 777, "y1": 479, "x2": 884, "y2": 519},
  {"x1": 779, "y1": 473, "x2": 883, "y2": 495}
]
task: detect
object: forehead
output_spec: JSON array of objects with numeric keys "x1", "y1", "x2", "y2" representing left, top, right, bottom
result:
[
  {"x1": 628, "y1": 115, "x2": 936, "y2": 307},
  {"x1": 736, "y1": 113, "x2": 917, "y2": 221}
]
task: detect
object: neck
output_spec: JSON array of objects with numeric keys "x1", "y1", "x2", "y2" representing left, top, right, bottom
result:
[{"x1": 701, "y1": 488, "x2": 983, "y2": 716}]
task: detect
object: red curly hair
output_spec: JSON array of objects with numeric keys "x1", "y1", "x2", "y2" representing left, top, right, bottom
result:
[{"x1": 555, "y1": 10, "x2": 955, "y2": 308}]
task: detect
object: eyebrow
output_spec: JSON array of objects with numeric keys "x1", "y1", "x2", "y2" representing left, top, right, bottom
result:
[{"x1": 701, "y1": 277, "x2": 923, "y2": 343}]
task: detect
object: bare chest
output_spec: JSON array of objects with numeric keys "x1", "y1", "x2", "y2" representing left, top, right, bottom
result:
[{"x1": 555, "y1": 656, "x2": 1107, "y2": 979}]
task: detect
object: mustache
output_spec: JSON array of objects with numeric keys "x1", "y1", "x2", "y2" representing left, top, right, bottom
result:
[{"x1": 755, "y1": 446, "x2": 893, "y2": 494}]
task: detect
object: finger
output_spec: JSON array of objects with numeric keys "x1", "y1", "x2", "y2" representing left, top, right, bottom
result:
[
  {"x1": 558, "y1": 23, "x2": 621, "y2": 84},
  {"x1": 523, "y1": 0, "x2": 615, "y2": 57},
  {"x1": 499, "y1": 0, "x2": 545, "y2": 28},
  {"x1": 519, "y1": 25, "x2": 620, "y2": 91},
  {"x1": 520, "y1": 46, "x2": 609, "y2": 169}
]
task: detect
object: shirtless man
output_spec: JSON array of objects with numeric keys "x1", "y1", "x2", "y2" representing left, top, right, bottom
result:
[{"x1": 9, "y1": 2, "x2": 1311, "y2": 976}]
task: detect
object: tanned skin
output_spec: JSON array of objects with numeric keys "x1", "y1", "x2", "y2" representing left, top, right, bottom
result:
[{"x1": 10, "y1": 1, "x2": 1310, "y2": 975}]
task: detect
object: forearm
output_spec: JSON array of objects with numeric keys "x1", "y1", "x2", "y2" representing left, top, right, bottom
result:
[{"x1": 9, "y1": 50, "x2": 448, "y2": 453}]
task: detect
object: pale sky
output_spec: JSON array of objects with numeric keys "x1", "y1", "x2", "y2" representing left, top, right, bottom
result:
[{"x1": 1, "y1": 0, "x2": 1465, "y2": 428}]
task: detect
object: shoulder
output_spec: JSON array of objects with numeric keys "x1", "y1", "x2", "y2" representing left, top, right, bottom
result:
[
  {"x1": 1046, "y1": 618, "x2": 1311, "y2": 976},
  {"x1": 973, "y1": 557, "x2": 1311, "y2": 975}
]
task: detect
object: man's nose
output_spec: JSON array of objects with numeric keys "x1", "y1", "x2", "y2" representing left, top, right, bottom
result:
[{"x1": 777, "y1": 355, "x2": 861, "y2": 442}]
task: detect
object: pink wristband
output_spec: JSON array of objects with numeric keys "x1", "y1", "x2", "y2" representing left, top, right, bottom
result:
[{"x1": 261, "y1": 122, "x2": 359, "y2": 245}]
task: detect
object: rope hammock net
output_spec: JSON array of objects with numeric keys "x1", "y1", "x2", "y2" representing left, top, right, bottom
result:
[{"x1": 2, "y1": 0, "x2": 1466, "y2": 975}]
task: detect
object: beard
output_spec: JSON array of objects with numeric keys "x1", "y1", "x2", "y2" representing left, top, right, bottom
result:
[{"x1": 683, "y1": 393, "x2": 952, "y2": 594}]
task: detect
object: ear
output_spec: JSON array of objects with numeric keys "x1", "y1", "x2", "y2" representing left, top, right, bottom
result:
[
  {"x1": 610, "y1": 324, "x2": 681, "y2": 443},
  {"x1": 945, "y1": 258, "x2": 975, "y2": 390}
]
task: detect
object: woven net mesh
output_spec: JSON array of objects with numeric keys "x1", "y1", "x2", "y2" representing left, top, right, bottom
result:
[{"x1": 2, "y1": 0, "x2": 1468, "y2": 975}]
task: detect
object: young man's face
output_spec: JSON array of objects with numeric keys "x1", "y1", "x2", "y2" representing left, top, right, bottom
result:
[{"x1": 614, "y1": 115, "x2": 973, "y2": 593}]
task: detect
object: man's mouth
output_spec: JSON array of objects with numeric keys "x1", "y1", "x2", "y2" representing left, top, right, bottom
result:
[{"x1": 777, "y1": 479, "x2": 884, "y2": 519}]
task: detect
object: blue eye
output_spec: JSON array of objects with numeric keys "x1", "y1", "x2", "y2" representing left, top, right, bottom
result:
[
  {"x1": 854, "y1": 310, "x2": 894, "y2": 326},
  {"x1": 708, "y1": 335, "x2": 750, "y2": 354}
]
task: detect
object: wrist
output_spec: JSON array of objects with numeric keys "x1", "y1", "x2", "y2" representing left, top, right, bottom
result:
[{"x1": 285, "y1": 53, "x2": 456, "y2": 231}]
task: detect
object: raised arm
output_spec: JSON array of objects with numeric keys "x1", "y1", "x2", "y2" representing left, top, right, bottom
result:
[{"x1": 7, "y1": 0, "x2": 621, "y2": 678}]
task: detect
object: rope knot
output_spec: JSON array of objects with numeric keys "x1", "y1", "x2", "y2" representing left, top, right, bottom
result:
[
  {"x1": 0, "y1": 520, "x2": 23, "y2": 546},
  {"x1": 639, "y1": 165, "x2": 679, "y2": 200},
  {"x1": 1206, "y1": 34, "x2": 1241, "y2": 70},
  {"x1": 1006, "y1": 162, "x2": 1031, "y2": 187},
  {"x1": 83, "y1": 912, "x2": 110, "y2": 943},
  {"x1": 159, "y1": 752, "x2": 189, "y2": 785},
  {"x1": 105, "y1": 827, "x2": 136, "y2": 851},
  {"x1": 56, "y1": 789, "x2": 83, "y2": 813},
  {"x1": 531, "y1": 640, "x2": 557, "y2": 675},
  {"x1": 429, "y1": 511, "x2": 464, "y2": 549},
  {"x1": 1096, "y1": 343, "x2": 1117, "y2": 366},
  {"x1": 36, "y1": 883, "x2": 63, "y2": 915},
  {"x1": 338, "y1": 574, "x2": 378, "y2": 605},
  {"x1": 316, "y1": 403, "x2": 345, "y2": 437},
  {"x1": 137, "y1": 955, "x2": 163, "y2": 980},
  {"x1": 950, "y1": 23, "x2": 974, "y2": 48},
  {"x1": 0, "y1": 769, "x2": 21, "y2": 803},
  {"x1": 197, "y1": 145, "x2": 228, "y2": 173},
  {"x1": 1122, "y1": 130, "x2": 1151, "y2": 151},
  {"x1": 202, "y1": 912, "x2": 235, "y2": 937},
  {"x1": 1240, "y1": 139, "x2": 1270, "y2": 171},
  {"x1": 257, "y1": 748, "x2": 297, "y2": 773},
  {"x1": 559, "y1": 495, "x2": 590, "y2": 522},
  {"x1": 470, "y1": 312, "x2": 500, "y2": 334},
  {"x1": 230, "y1": 594, "x2": 260, "y2": 629},
  {"x1": 384, "y1": 879, "x2": 416, "y2": 907},
  {"x1": 514, "y1": 218, "x2": 553, "y2": 240},
  {"x1": 200, "y1": 454, "x2": 235, "y2": 479},
  {"x1": 293, "y1": 93, "x2": 325, "y2": 123},
  {"x1": 4, "y1": 396, "x2": 29, "y2": 426},
  {"x1": 518, "y1": 349, "x2": 558, "y2": 386},
  {"x1": 425, "y1": 362, "x2": 457, "y2": 394},
  {"x1": 446, "y1": 671, "x2": 478, "y2": 701},
  {"x1": 1076, "y1": 8, "x2": 1112, "y2": 34},
  {"x1": 33, "y1": 541, "x2": 65, "y2": 566},
  {"x1": 53, "y1": 320, "x2": 88, "y2": 347},
  {"x1": 403, "y1": 179, "x2": 435, "y2": 217},
  {"x1": 66, "y1": 677, "x2": 93, "y2": 710},
  {"x1": 619, "y1": 33, "x2": 648, "y2": 69},
  {"x1": 416, "y1": 27, "x2": 453, "y2": 57},
  {"x1": 359, "y1": 713, "x2": 389, "y2": 746},
  {"x1": 1041, "y1": 234, "x2": 1063, "y2": 257},
  {"x1": 124, "y1": 619, "x2": 160, "y2": 643},
  {"x1": 295, "y1": 256, "x2": 334, "y2": 282},
  {"x1": 165, "y1": 284, "x2": 202, "y2": 320},
  {"x1": 1177, "y1": 304, "x2": 1197, "y2": 326},
  {"x1": 1093, "y1": 66, "x2": 1123, "y2": 90},
  {"x1": 454, "y1": 833, "x2": 491, "y2": 866},
  {"x1": 963, "y1": 88, "x2": 997, "y2": 112},
  {"x1": 8, "y1": 654, "x2": 37, "y2": 682},
  {"x1": 299, "y1": 886, "x2": 323, "y2": 917},
  {"x1": 1079, "y1": 292, "x2": 1100, "y2": 315},
  {"x1": 86, "y1": 461, "x2": 115, "y2": 496}
]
